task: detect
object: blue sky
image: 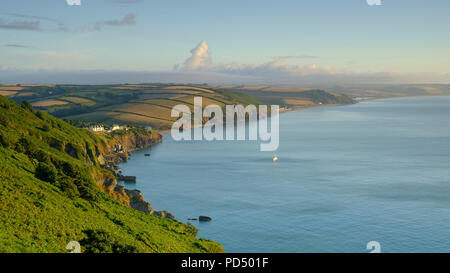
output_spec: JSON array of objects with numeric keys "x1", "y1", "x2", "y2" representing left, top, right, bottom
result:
[{"x1": 0, "y1": 0, "x2": 449, "y2": 84}]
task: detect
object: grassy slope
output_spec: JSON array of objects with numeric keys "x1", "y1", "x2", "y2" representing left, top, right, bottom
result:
[{"x1": 0, "y1": 95, "x2": 223, "y2": 253}]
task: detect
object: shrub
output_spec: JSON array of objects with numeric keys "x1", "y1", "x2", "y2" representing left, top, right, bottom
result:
[
  {"x1": 75, "y1": 179, "x2": 99, "y2": 202},
  {"x1": 42, "y1": 124, "x2": 52, "y2": 132},
  {"x1": 21, "y1": 101, "x2": 34, "y2": 112},
  {"x1": 35, "y1": 111, "x2": 45, "y2": 120},
  {"x1": 48, "y1": 138, "x2": 64, "y2": 151},
  {"x1": 35, "y1": 162, "x2": 57, "y2": 183},
  {"x1": 79, "y1": 229, "x2": 137, "y2": 253},
  {"x1": 33, "y1": 150, "x2": 51, "y2": 164},
  {"x1": 57, "y1": 176, "x2": 80, "y2": 199},
  {"x1": 0, "y1": 133, "x2": 12, "y2": 148},
  {"x1": 61, "y1": 161, "x2": 79, "y2": 178},
  {"x1": 0, "y1": 114, "x2": 10, "y2": 127},
  {"x1": 15, "y1": 137, "x2": 38, "y2": 156},
  {"x1": 52, "y1": 159, "x2": 97, "y2": 201}
]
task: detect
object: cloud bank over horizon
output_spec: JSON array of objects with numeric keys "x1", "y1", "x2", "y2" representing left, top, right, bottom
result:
[
  {"x1": 172, "y1": 41, "x2": 450, "y2": 85},
  {"x1": 1, "y1": 40, "x2": 449, "y2": 86}
]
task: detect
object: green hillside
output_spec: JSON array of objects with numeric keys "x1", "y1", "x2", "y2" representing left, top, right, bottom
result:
[
  {"x1": 226, "y1": 86, "x2": 355, "y2": 108},
  {"x1": 0, "y1": 95, "x2": 223, "y2": 253}
]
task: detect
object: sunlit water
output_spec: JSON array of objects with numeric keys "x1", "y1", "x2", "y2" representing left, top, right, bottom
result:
[{"x1": 119, "y1": 96, "x2": 450, "y2": 253}]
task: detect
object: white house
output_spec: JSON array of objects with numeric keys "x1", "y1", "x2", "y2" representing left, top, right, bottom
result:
[
  {"x1": 109, "y1": 124, "x2": 128, "y2": 132},
  {"x1": 88, "y1": 125, "x2": 105, "y2": 132}
]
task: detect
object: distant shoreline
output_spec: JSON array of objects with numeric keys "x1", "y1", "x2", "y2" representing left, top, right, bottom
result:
[
  {"x1": 157, "y1": 94, "x2": 450, "y2": 136},
  {"x1": 157, "y1": 102, "x2": 349, "y2": 136}
]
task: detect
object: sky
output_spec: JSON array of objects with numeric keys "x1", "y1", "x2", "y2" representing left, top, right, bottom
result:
[{"x1": 0, "y1": 0, "x2": 449, "y2": 85}]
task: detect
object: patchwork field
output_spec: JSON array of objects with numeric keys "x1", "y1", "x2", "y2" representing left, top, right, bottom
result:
[
  {"x1": 4, "y1": 84, "x2": 263, "y2": 130},
  {"x1": 164, "y1": 86, "x2": 215, "y2": 93},
  {"x1": 32, "y1": 99, "x2": 69, "y2": 107},
  {"x1": 0, "y1": 83, "x2": 368, "y2": 130},
  {"x1": 283, "y1": 98, "x2": 316, "y2": 106},
  {"x1": 60, "y1": 96, "x2": 96, "y2": 106},
  {"x1": 0, "y1": 91, "x2": 17, "y2": 96},
  {"x1": 0, "y1": 86, "x2": 24, "y2": 91}
]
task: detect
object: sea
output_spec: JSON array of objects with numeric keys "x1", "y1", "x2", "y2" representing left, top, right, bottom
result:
[{"x1": 119, "y1": 96, "x2": 450, "y2": 253}]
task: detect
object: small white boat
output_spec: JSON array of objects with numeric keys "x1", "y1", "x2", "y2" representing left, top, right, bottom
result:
[{"x1": 273, "y1": 155, "x2": 278, "y2": 163}]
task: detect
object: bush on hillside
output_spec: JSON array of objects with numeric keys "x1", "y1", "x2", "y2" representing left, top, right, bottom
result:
[
  {"x1": 56, "y1": 176, "x2": 80, "y2": 199},
  {"x1": 33, "y1": 149, "x2": 51, "y2": 164},
  {"x1": 35, "y1": 162, "x2": 57, "y2": 183},
  {"x1": 0, "y1": 133, "x2": 13, "y2": 148},
  {"x1": 15, "y1": 137, "x2": 38, "y2": 156},
  {"x1": 79, "y1": 229, "x2": 137, "y2": 253},
  {"x1": 21, "y1": 101, "x2": 34, "y2": 112}
]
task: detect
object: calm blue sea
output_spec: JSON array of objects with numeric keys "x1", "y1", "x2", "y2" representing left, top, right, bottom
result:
[{"x1": 119, "y1": 96, "x2": 450, "y2": 253}]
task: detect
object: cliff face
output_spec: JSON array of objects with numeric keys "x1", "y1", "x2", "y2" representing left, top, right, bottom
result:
[
  {"x1": 94, "y1": 169, "x2": 174, "y2": 219},
  {"x1": 100, "y1": 131, "x2": 162, "y2": 165},
  {"x1": 93, "y1": 130, "x2": 174, "y2": 219},
  {"x1": 113, "y1": 132, "x2": 162, "y2": 152}
]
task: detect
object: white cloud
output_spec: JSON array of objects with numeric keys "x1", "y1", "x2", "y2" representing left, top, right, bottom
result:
[
  {"x1": 173, "y1": 41, "x2": 449, "y2": 85},
  {"x1": 176, "y1": 41, "x2": 336, "y2": 81},
  {"x1": 176, "y1": 40, "x2": 212, "y2": 71}
]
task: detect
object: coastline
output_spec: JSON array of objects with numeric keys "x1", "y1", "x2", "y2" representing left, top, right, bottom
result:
[
  {"x1": 116, "y1": 94, "x2": 450, "y2": 252},
  {"x1": 122, "y1": 94, "x2": 450, "y2": 213},
  {"x1": 157, "y1": 102, "x2": 348, "y2": 136}
]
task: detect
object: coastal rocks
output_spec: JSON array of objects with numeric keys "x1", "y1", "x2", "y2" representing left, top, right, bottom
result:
[
  {"x1": 92, "y1": 130, "x2": 175, "y2": 220},
  {"x1": 94, "y1": 172, "x2": 174, "y2": 219},
  {"x1": 187, "y1": 216, "x2": 212, "y2": 221},
  {"x1": 199, "y1": 216, "x2": 212, "y2": 222},
  {"x1": 118, "y1": 175, "x2": 136, "y2": 182},
  {"x1": 150, "y1": 210, "x2": 175, "y2": 219},
  {"x1": 113, "y1": 132, "x2": 162, "y2": 152},
  {"x1": 125, "y1": 189, "x2": 152, "y2": 213},
  {"x1": 97, "y1": 154, "x2": 106, "y2": 165},
  {"x1": 126, "y1": 189, "x2": 175, "y2": 219}
]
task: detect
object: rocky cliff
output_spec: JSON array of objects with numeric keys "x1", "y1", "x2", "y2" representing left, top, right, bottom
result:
[
  {"x1": 95, "y1": 171, "x2": 174, "y2": 219},
  {"x1": 113, "y1": 131, "x2": 162, "y2": 152},
  {"x1": 93, "y1": 129, "x2": 174, "y2": 219}
]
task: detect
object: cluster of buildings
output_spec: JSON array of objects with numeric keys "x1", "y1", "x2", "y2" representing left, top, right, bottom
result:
[{"x1": 87, "y1": 124, "x2": 128, "y2": 132}]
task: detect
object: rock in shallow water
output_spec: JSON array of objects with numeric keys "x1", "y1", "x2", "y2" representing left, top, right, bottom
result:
[{"x1": 199, "y1": 216, "x2": 212, "y2": 222}]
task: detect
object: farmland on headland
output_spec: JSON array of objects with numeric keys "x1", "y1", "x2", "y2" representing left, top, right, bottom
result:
[{"x1": 3, "y1": 83, "x2": 357, "y2": 130}]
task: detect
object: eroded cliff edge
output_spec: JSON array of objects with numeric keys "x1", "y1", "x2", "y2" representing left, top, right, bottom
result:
[{"x1": 93, "y1": 129, "x2": 174, "y2": 219}]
